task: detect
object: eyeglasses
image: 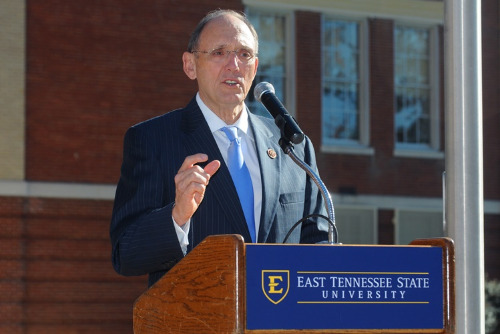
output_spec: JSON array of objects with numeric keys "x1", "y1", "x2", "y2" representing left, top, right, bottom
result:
[{"x1": 191, "y1": 47, "x2": 257, "y2": 63}]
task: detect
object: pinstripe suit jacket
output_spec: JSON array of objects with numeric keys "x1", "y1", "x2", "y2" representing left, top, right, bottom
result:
[{"x1": 110, "y1": 97, "x2": 327, "y2": 286}]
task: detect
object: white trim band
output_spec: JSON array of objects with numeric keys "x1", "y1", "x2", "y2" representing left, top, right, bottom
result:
[
  {"x1": 0, "y1": 180, "x2": 498, "y2": 215},
  {"x1": 0, "y1": 180, "x2": 116, "y2": 200}
]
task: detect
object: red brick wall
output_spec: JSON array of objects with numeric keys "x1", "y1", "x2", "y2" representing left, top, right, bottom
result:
[
  {"x1": 485, "y1": 214, "x2": 500, "y2": 279},
  {"x1": 0, "y1": 197, "x2": 145, "y2": 333},
  {"x1": 481, "y1": 0, "x2": 500, "y2": 282},
  {"x1": 482, "y1": 0, "x2": 500, "y2": 200},
  {"x1": 0, "y1": 198, "x2": 24, "y2": 334},
  {"x1": 378, "y1": 209, "x2": 395, "y2": 245},
  {"x1": 295, "y1": 10, "x2": 322, "y2": 148},
  {"x1": 25, "y1": 0, "x2": 243, "y2": 184}
]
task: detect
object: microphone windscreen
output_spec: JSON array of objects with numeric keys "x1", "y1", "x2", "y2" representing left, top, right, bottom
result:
[{"x1": 253, "y1": 82, "x2": 275, "y2": 102}]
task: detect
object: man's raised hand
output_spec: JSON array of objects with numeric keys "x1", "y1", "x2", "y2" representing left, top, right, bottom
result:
[{"x1": 172, "y1": 153, "x2": 221, "y2": 225}]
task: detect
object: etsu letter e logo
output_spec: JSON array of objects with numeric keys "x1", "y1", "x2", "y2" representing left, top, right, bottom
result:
[
  {"x1": 268, "y1": 275, "x2": 283, "y2": 293},
  {"x1": 261, "y1": 270, "x2": 290, "y2": 304}
]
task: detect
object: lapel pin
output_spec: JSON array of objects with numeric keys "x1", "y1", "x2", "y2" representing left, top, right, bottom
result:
[{"x1": 267, "y1": 148, "x2": 277, "y2": 159}]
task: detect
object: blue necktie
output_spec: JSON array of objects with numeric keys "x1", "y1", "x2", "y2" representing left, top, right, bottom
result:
[{"x1": 221, "y1": 126, "x2": 256, "y2": 243}]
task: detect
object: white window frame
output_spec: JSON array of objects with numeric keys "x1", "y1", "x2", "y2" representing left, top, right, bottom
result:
[
  {"x1": 334, "y1": 205, "x2": 378, "y2": 244},
  {"x1": 394, "y1": 208, "x2": 444, "y2": 245},
  {"x1": 393, "y1": 23, "x2": 443, "y2": 159},
  {"x1": 245, "y1": 7, "x2": 296, "y2": 116},
  {"x1": 320, "y1": 15, "x2": 373, "y2": 156}
]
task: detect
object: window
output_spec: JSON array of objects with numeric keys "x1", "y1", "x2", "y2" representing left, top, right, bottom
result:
[
  {"x1": 394, "y1": 24, "x2": 440, "y2": 154},
  {"x1": 395, "y1": 210, "x2": 444, "y2": 245},
  {"x1": 334, "y1": 207, "x2": 377, "y2": 244},
  {"x1": 246, "y1": 9, "x2": 292, "y2": 117},
  {"x1": 321, "y1": 17, "x2": 370, "y2": 152}
]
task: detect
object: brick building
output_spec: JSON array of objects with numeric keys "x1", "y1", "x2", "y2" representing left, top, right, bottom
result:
[{"x1": 0, "y1": 0, "x2": 498, "y2": 332}]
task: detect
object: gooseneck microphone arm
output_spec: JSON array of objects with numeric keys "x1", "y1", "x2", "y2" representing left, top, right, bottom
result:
[
  {"x1": 254, "y1": 82, "x2": 338, "y2": 244},
  {"x1": 285, "y1": 147, "x2": 338, "y2": 244}
]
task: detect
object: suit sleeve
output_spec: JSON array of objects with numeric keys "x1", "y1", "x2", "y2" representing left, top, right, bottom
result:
[{"x1": 110, "y1": 125, "x2": 184, "y2": 277}]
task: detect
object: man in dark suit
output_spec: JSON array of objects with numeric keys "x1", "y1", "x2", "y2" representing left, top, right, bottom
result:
[{"x1": 110, "y1": 9, "x2": 328, "y2": 287}]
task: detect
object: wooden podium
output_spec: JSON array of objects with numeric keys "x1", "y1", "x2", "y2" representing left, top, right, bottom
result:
[{"x1": 133, "y1": 235, "x2": 455, "y2": 333}]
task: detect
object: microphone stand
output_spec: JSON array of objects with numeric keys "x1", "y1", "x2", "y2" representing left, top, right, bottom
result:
[{"x1": 278, "y1": 138, "x2": 338, "y2": 244}]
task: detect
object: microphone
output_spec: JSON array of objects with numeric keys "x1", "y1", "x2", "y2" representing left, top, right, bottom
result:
[
  {"x1": 253, "y1": 82, "x2": 305, "y2": 145},
  {"x1": 254, "y1": 82, "x2": 337, "y2": 243}
]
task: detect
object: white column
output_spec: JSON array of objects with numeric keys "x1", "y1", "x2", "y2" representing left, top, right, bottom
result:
[
  {"x1": 444, "y1": 0, "x2": 485, "y2": 333},
  {"x1": 0, "y1": 0, "x2": 26, "y2": 180}
]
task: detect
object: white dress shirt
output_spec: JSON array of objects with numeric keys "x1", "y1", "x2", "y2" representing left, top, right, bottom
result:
[{"x1": 173, "y1": 93, "x2": 263, "y2": 254}]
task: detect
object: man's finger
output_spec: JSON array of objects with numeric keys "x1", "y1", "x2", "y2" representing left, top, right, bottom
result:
[
  {"x1": 178, "y1": 153, "x2": 208, "y2": 172},
  {"x1": 204, "y1": 160, "x2": 221, "y2": 179}
]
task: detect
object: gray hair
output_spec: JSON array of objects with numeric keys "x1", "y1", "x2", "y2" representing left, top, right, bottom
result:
[{"x1": 187, "y1": 9, "x2": 259, "y2": 54}]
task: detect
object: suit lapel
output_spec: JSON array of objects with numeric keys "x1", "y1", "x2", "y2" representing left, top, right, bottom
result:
[
  {"x1": 248, "y1": 113, "x2": 281, "y2": 243},
  {"x1": 180, "y1": 98, "x2": 251, "y2": 240}
]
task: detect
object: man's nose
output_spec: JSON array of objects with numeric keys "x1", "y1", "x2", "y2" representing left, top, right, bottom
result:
[{"x1": 225, "y1": 51, "x2": 240, "y2": 68}]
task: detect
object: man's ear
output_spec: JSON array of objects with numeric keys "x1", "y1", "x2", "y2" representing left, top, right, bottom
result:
[
  {"x1": 253, "y1": 57, "x2": 259, "y2": 77},
  {"x1": 182, "y1": 52, "x2": 197, "y2": 80}
]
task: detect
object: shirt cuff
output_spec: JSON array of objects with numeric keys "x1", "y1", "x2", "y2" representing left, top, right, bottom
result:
[{"x1": 172, "y1": 216, "x2": 190, "y2": 255}]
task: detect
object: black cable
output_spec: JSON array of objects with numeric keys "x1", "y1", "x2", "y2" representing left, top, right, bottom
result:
[{"x1": 282, "y1": 214, "x2": 336, "y2": 244}]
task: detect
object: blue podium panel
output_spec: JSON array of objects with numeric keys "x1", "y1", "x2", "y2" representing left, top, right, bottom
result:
[{"x1": 246, "y1": 244, "x2": 443, "y2": 330}]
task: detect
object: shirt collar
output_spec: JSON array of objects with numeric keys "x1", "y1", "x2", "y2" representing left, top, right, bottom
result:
[{"x1": 196, "y1": 93, "x2": 250, "y2": 135}]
